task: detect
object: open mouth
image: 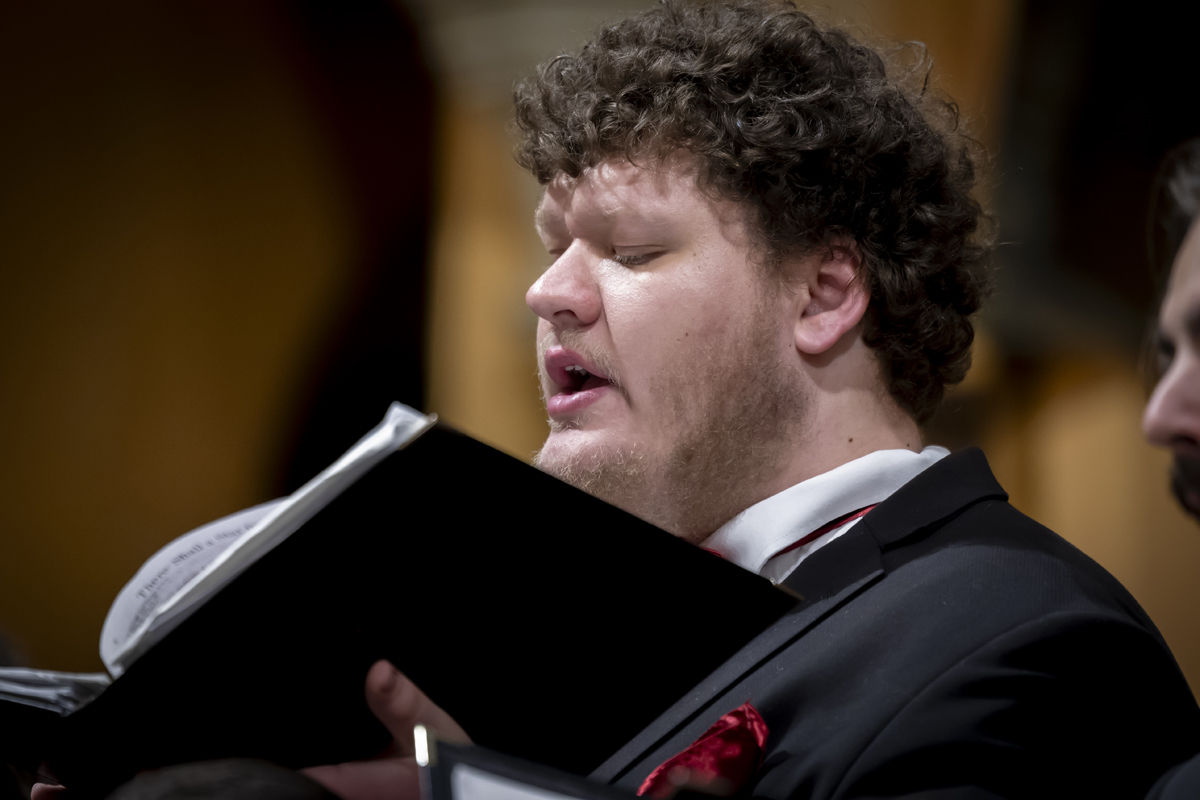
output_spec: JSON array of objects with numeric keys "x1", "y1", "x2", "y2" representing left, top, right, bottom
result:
[
  {"x1": 1172, "y1": 455, "x2": 1200, "y2": 521},
  {"x1": 561, "y1": 364, "x2": 611, "y2": 394},
  {"x1": 543, "y1": 347, "x2": 615, "y2": 417}
]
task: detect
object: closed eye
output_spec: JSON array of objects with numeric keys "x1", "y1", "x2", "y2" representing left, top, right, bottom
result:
[
  {"x1": 611, "y1": 251, "x2": 663, "y2": 268},
  {"x1": 1157, "y1": 335, "x2": 1177, "y2": 377}
]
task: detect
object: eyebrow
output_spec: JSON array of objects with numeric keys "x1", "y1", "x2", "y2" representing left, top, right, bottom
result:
[{"x1": 533, "y1": 202, "x2": 672, "y2": 240}]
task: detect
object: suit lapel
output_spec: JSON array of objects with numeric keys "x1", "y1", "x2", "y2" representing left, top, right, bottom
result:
[
  {"x1": 592, "y1": 529, "x2": 885, "y2": 783},
  {"x1": 591, "y1": 448, "x2": 1009, "y2": 785},
  {"x1": 859, "y1": 447, "x2": 1006, "y2": 548}
]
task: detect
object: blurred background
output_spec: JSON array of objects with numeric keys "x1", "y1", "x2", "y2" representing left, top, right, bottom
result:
[{"x1": 2, "y1": 0, "x2": 1200, "y2": 699}]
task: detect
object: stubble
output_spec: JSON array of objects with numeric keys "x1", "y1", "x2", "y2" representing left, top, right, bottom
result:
[{"x1": 534, "y1": 299, "x2": 806, "y2": 542}]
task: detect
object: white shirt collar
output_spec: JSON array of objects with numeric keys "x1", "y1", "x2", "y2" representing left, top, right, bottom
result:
[{"x1": 702, "y1": 446, "x2": 949, "y2": 581}]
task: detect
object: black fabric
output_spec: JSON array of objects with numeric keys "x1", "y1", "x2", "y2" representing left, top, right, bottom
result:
[
  {"x1": 1147, "y1": 752, "x2": 1200, "y2": 800},
  {"x1": 594, "y1": 448, "x2": 1200, "y2": 799}
]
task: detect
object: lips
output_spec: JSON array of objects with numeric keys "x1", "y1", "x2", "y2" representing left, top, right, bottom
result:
[{"x1": 543, "y1": 347, "x2": 615, "y2": 418}]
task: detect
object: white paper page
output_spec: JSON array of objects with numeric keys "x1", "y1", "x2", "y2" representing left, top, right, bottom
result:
[
  {"x1": 99, "y1": 500, "x2": 285, "y2": 671},
  {"x1": 102, "y1": 403, "x2": 435, "y2": 677},
  {"x1": 451, "y1": 764, "x2": 581, "y2": 800}
]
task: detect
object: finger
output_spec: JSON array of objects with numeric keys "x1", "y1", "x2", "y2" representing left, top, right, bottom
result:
[
  {"x1": 364, "y1": 660, "x2": 470, "y2": 756},
  {"x1": 303, "y1": 758, "x2": 421, "y2": 800},
  {"x1": 31, "y1": 784, "x2": 70, "y2": 799}
]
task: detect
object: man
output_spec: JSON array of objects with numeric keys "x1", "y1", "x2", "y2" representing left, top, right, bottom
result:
[
  {"x1": 308, "y1": 3, "x2": 1200, "y2": 798},
  {"x1": 1140, "y1": 138, "x2": 1200, "y2": 800},
  {"x1": 1145, "y1": 139, "x2": 1200, "y2": 521}
]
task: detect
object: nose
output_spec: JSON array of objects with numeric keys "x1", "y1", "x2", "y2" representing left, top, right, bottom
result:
[
  {"x1": 526, "y1": 243, "x2": 602, "y2": 328},
  {"x1": 1144, "y1": 351, "x2": 1200, "y2": 452}
]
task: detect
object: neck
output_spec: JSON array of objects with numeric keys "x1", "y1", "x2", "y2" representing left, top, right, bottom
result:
[
  {"x1": 771, "y1": 384, "x2": 922, "y2": 495},
  {"x1": 767, "y1": 337, "x2": 922, "y2": 499},
  {"x1": 675, "y1": 340, "x2": 921, "y2": 541}
]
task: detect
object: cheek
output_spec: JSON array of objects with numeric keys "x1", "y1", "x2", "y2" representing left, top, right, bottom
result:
[
  {"x1": 1170, "y1": 356, "x2": 1200, "y2": 401},
  {"x1": 604, "y1": 266, "x2": 741, "y2": 343},
  {"x1": 604, "y1": 283, "x2": 721, "y2": 364}
]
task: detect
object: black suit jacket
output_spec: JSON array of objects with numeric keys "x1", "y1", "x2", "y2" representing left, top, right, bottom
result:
[
  {"x1": 1147, "y1": 752, "x2": 1200, "y2": 799},
  {"x1": 593, "y1": 449, "x2": 1200, "y2": 799}
]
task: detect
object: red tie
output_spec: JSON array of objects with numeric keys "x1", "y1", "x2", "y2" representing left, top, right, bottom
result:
[
  {"x1": 636, "y1": 702, "x2": 769, "y2": 799},
  {"x1": 702, "y1": 504, "x2": 876, "y2": 564},
  {"x1": 768, "y1": 504, "x2": 876, "y2": 560}
]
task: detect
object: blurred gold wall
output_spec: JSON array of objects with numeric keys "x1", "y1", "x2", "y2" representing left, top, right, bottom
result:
[
  {"x1": 0, "y1": 3, "x2": 354, "y2": 670},
  {"x1": 426, "y1": 100, "x2": 548, "y2": 459}
]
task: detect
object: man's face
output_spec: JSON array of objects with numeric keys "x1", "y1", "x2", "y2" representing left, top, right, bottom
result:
[
  {"x1": 526, "y1": 156, "x2": 806, "y2": 541},
  {"x1": 1144, "y1": 218, "x2": 1200, "y2": 520}
]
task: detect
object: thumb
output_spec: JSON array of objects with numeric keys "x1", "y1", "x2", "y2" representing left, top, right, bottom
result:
[{"x1": 365, "y1": 660, "x2": 470, "y2": 755}]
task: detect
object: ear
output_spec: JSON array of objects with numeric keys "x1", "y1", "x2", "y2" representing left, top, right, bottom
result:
[{"x1": 793, "y1": 241, "x2": 869, "y2": 356}]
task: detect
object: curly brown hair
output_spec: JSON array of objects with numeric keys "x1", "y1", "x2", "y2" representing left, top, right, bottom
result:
[{"x1": 513, "y1": 0, "x2": 992, "y2": 424}]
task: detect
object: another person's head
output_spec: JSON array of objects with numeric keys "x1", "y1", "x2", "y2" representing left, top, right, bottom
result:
[
  {"x1": 517, "y1": 0, "x2": 991, "y2": 539},
  {"x1": 1143, "y1": 138, "x2": 1200, "y2": 519}
]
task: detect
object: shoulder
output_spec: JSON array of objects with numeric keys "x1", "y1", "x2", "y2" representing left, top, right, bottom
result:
[
  {"x1": 850, "y1": 448, "x2": 1160, "y2": 637},
  {"x1": 1147, "y1": 752, "x2": 1200, "y2": 800},
  {"x1": 833, "y1": 490, "x2": 1179, "y2": 702},
  {"x1": 877, "y1": 494, "x2": 1161, "y2": 637},
  {"x1": 754, "y1": 458, "x2": 1200, "y2": 797}
]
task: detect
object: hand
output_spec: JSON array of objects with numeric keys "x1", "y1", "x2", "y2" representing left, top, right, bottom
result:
[
  {"x1": 30, "y1": 763, "x2": 69, "y2": 799},
  {"x1": 302, "y1": 659, "x2": 470, "y2": 800}
]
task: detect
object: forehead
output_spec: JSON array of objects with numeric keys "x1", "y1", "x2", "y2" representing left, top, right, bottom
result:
[
  {"x1": 1162, "y1": 220, "x2": 1200, "y2": 334},
  {"x1": 534, "y1": 155, "x2": 742, "y2": 237}
]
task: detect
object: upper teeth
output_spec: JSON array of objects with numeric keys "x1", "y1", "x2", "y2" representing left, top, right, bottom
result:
[{"x1": 566, "y1": 365, "x2": 590, "y2": 378}]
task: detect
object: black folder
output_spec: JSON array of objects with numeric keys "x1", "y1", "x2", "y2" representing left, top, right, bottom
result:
[{"x1": 7, "y1": 424, "x2": 796, "y2": 796}]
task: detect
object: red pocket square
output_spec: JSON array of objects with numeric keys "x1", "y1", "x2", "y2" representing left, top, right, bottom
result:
[{"x1": 637, "y1": 702, "x2": 769, "y2": 799}]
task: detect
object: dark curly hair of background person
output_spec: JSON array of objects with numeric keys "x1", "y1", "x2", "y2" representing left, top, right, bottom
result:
[
  {"x1": 1150, "y1": 139, "x2": 1200, "y2": 287},
  {"x1": 513, "y1": 0, "x2": 993, "y2": 424}
]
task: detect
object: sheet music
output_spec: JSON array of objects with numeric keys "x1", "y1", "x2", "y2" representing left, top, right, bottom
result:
[
  {"x1": 100, "y1": 402, "x2": 435, "y2": 677},
  {"x1": 99, "y1": 500, "x2": 285, "y2": 671}
]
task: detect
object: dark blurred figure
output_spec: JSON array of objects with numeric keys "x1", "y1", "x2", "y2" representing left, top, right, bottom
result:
[
  {"x1": 0, "y1": 632, "x2": 32, "y2": 800},
  {"x1": 274, "y1": 0, "x2": 435, "y2": 492},
  {"x1": 1142, "y1": 138, "x2": 1200, "y2": 799},
  {"x1": 1145, "y1": 140, "x2": 1200, "y2": 520},
  {"x1": 0, "y1": 767, "x2": 26, "y2": 800},
  {"x1": 104, "y1": 760, "x2": 338, "y2": 800}
]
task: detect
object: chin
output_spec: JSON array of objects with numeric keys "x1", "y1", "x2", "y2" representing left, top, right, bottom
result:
[
  {"x1": 536, "y1": 428, "x2": 632, "y2": 475},
  {"x1": 533, "y1": 429, "x2": 651, "y2": 509}
]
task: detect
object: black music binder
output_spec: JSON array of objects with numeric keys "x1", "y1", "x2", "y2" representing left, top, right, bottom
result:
[{"x1": 2, "y1": 421, "x2": 796, "y2": 796}]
